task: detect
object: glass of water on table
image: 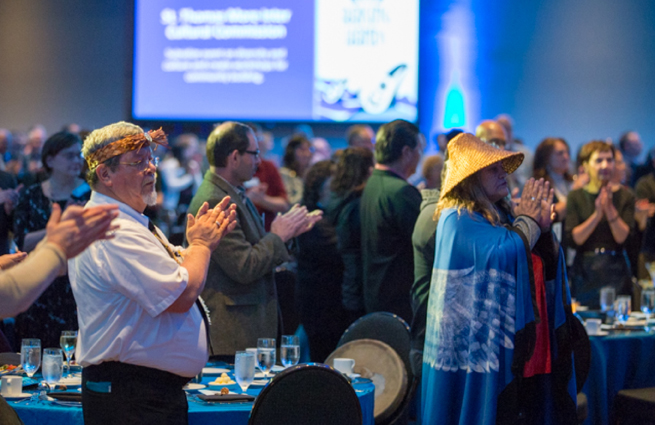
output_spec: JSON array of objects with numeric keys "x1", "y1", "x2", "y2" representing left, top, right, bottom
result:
[
  {"x1": 257, "y1": 338, "x2": 276, "y2": 379},
  {"x1": 42, "y1": 348, "x2": 63, "y2": 392},
  {"x1": 234, "y1": 351, "x2": 255, "y2": 393},
  {"x1": 21, "y1": 339, "x2": 41, "y2": 378},
  {"x1": 281, "y1": 335, "x2": 300, "y2": 368}
]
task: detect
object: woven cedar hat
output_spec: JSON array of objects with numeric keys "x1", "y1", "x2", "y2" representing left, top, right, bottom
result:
[{"x1": 440, "y1": 133, "x2": 524, "y2": 201}]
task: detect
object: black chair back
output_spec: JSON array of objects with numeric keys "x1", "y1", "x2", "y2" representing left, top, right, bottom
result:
[
  {"x1": 338, "y1": 312, "x2": 413, "y2": 383},
  {"x1": 248, "y1": 363, "x2": 362, "y2": 425},
  {"x1": 336, "y1": 312, "x2": 415, "y2": 425}
]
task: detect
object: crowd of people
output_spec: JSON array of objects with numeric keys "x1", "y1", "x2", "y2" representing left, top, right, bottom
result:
[{"x1": 0, "y1": 116, "x2": 653, "y2": 424}]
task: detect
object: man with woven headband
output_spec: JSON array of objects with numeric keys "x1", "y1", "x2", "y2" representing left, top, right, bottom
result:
[
  {"x1": 69, "y1": 121, "x2": 237, "y2": 425},
  {"x1": 421, "y1": 133, "x2": 578, "y2": 424}
]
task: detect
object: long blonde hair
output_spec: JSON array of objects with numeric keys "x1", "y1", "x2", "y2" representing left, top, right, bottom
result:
[{"x1": 433, "y1": 171, "x2": 502, "y2": 225}]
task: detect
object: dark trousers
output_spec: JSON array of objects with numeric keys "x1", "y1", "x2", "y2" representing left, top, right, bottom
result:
[{"x1": 82, "y1": 362, "x2": 191, "y2": 425}]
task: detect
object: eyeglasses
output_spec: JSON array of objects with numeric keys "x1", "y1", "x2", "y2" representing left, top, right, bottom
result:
[
  {"x1": 243, "y1": 149, "x2": 260, "y2": 159},
  {"x1": 119, "y1": 156, "x2": 159, "y2": 171},
  {"x1": 488, "y1": 139, "x2": 507, "y2": 149}
]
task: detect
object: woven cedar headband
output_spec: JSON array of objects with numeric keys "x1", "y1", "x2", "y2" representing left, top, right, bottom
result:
[
  {"x1": 85, "y1": 128, "x2": 169, "y2": 170},
  {"x1": 439, "y1": 132, "x2": 524, "y2": 201}
]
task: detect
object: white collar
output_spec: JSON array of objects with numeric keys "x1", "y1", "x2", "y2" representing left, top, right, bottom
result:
[{"x1": 88, "y1": 191, "x2": 149, "y2": 228}]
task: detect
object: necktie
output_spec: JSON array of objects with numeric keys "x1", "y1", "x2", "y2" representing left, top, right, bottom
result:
[{"x1": 148, "y1": 220, "x2": 215, "y2": 355}]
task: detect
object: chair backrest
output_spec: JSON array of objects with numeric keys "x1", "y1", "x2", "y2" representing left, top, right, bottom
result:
[
  {"x1": 338, "y1": 312, "x2": 413, "y2": 382},
  {"x1": 0, "y1": 397, "x2": 24, "y2": 425},
  {"x1": 0, "y1": 352, "x2": 20, "y2": 366},
  {"x1": 248, "y1": 363, "x2": 362, "y2": 425},
  {"x1": 326, "y1": 339, "x2": 408, "y2": 424},
  {"x1": 570, "y1": 317, "x2": 591, "y2": 393}
]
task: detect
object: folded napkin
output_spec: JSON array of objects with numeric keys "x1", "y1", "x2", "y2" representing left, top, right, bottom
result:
[
  {"x1": 197, "y1": 393, "x2": 255, "y2": 403},
  {"x1": 48, "y1": 391, "x2": 83, "y2": 402}
]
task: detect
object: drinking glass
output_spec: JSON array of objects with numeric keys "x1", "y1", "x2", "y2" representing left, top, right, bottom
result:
[
  {"x1": 280, "y1": 335, "x2": 300, "y2": 368},
  {"x1": 600, "y1": 286, "x2": 616, "y2": 313},
  {"x1": 234, "y1": 351, "x2": 256, "y2": 393},
  {"x1": 59, "y1": 331, "x2": 77, "y2": 377},
  {"x1": 256, "y1": 338, "x2": 276, "y2": 378},
  {"x1": 614, "y1": 295, "x2": 631, "y2": 324},
  {"x1": 641, "y1": 288, "x2": 655, "y2": 318},
  {"x1": 20, "y1": 339, "x2": 41, "y2": 378},
  {"x1": 42, "y1": 348, "x2": 63, "y2": 392}
]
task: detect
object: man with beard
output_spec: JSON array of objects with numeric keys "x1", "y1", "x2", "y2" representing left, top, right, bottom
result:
[{"x1": 69, "y1": 121, "x2": 237, "y2": 425}]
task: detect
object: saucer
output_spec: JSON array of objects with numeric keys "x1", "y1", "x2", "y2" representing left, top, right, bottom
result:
[
  {"x1": 2, "y1": 392, "x2": 31, "y2": 400},
  {"x1": 202, "y1": 367, "x2": 230, "y2": 375}
]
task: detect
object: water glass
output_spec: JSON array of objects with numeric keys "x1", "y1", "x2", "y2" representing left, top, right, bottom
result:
[
  {"x1": 600, "y1": 286, "x2": 616, "y2": 312},
  {"x1": 59, "y1": 330, "x2": 77, "y2": 376},
  {"x1": 641, "y1": 288, "x2": 655, "y2": 318},
  {"x1": 280, "y1": 335, "x2": 300, "y2": 368},
  {"x1": 614, "y1": 295, "x2": 631, "y2": 323},
  {"x1": 234, "y1": 351, "x2": 256, "y2": 392},
  {"x1": 21, "y1": 339, "x2": 41, "y2": 378},
  {"x1": 257, "y1": 338, "x2": 276, "y2": 378},
  {"x1": 42, "y1": 348, "x2": 63, "y2": 391}
]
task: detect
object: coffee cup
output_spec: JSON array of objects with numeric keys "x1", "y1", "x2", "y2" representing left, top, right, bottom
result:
[
  {"x1": 585, "y1": 318, "x2": 602, "y2": 335},
  {"x1": 333, "y1": 358, "x2": 355, "y2": 375},
  {"x1": 1, "y1": 376, "x2": 23, "y2": 397}
]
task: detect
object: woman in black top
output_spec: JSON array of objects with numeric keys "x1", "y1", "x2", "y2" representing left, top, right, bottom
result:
[
  {"x1": 565, "y1": 140, "x2": 635, "y2": 309},
  {"x1": 13, "y1": 131, "x2": 90, "y2": 348}
]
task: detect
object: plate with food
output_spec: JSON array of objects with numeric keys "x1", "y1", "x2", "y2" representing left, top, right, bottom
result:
[{"x1": 207, "y1": 373, "x2": 236, "y2": 387}]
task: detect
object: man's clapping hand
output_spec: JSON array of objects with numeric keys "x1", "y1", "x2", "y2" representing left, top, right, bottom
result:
[
  {"x1": 270, "y1": 204, "x2": 323, "y2": 242},
  {"x1": 186, "y1": 196, "x2": 238, "y2": 252}
]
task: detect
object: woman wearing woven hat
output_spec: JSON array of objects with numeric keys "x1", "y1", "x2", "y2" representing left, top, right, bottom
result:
[{"x1": 422, "y1": 133, "x2": 578, "y2": 425}]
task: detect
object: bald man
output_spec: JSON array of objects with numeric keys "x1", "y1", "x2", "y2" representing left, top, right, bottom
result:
[{"x1": 495, "y1": 114, "x2": 534, "y2": 188}]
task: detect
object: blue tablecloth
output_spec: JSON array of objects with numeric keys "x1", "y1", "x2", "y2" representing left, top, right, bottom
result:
[
  {"x1": 582, "y1": 330, "x2": 655, "y2": 425},
  {"x1": 9, "y1": 366, "x2": 375, "y2": 425}
]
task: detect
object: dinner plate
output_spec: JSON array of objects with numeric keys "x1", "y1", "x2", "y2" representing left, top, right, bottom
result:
[
  {"x1": 202, "y1": 367, "x2": 230, "y2": 375},
  {"x1": 2, "y1": 392, "x2": 31, "y2": 400},
  {"x1": 199, "y1": 389, "x2": 240, "y2": 396},
  {"x1": 254, "y1": 372, "x2": 277, "y2": 378},
  {"x1": 271, "y1": 365, "x2": 285, "y2": 372},
  {"x1": 184, "y1": 383, "x2": 206, "y2": 390},
  {"x1": 249, "y1": 379, "x2": 269, "y2": 386},
  {"x1": 588, "y1": 331, "x2": 609, "y2": 336},
  {"x1": 57, "y1": 376, "x2": 82, "y2": 386}
]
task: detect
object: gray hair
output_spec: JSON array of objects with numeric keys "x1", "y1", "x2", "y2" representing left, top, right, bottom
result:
[{"x1": 83, "y1": 121, "x2": 144, "y2": 188}]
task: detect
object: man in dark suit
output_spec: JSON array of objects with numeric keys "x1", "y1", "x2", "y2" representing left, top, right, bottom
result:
[
  {"x1": 188, "y1": 122, "x2": 320, "y2": 357},
  {"x1": 360, "y1": 119, "x2": 423, "y2": 323}
]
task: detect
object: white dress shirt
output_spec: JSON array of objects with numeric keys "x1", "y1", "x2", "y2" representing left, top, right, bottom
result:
[{"x1": 69, "y1": 191, "x2": 207, "y2": 377}]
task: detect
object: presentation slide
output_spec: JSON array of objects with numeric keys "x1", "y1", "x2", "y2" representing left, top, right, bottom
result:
[{"x1": 133, "y1": 0, "x2": 419, "y2": 122}]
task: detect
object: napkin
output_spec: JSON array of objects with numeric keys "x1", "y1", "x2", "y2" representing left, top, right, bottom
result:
[
  {"x1": 48, "y1": 391, "x2": 83, "y2": 402},
  {"x1": 197, "y1": 393, "x2": 255, "y2": 403}
]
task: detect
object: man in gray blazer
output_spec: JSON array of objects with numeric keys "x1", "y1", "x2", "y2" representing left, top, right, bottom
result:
[{"x1": 188, "y1": 122, "x2": 320, "y2": 357}]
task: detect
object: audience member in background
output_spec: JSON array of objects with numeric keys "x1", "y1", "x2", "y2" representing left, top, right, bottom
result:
[
  {"x1": 158, "y1": 133, "x2": 203, "y2": 237},
  {"x1": 296, "y1": 160, "x2": 348, "y2": 361},
  {"x1": 311, "y1": 137, "x2": 332, "y2": 164},
  {"x1": 419, "y1": 154, "x2": 444, "y2": 190},
  {"x1": 280, "y1": 134, "x2": 313, "y2": 204},
  {"x1": 619, "y1": 131, "x2": 643, "y2": 187},
  {"x1": 496, "y1": 113, "x2": 534, "y2": 188},
  {"x1": 346, "y1": 124, "x2": 375, "y2": 151},
  {"x1": 476, "y1": 120, "x2": 520, "y2": 193},
  {"x1": 13, "y1": 131, "x2": 90, "y2": 348},
  {"x1": 22, "y1": 125, "x2": 47, "y2": 181},
  {"x1": 326, "y1": 147, "x2": 374, "y2": 325},
  {"x1": 0, "y1": 129, "x2": 11, "y2": 171},
  {"x1": 422, "y1": 133, "x2": 576, "y2": 425},
  {"x1": 635, "y1": 156, "x2": 655, "y2": 271},
  {"x1": 188, "y1": 122, "x2": 321, "y2": 358},
  {"x1": 361, "y1": 119, "x2": 423, "y2": 323},
  {"x1": 566, "y1": 141, "x2": 635, "y2": 309},
  {"x1": 249, "y1": 125, "x2": 289, "y2": 232},
  {"x1": 0, "y1": 171, "x2": 20, "y2": 256},
  {"x1": 436, "y1": 128, "x2": 463, "y2": 156},
  {"x1": 533, "y1": 138, "x2": 580, "y2": 222}
]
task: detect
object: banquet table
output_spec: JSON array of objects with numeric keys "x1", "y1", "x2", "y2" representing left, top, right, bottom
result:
[
  {"x1": 8, "y1": 364, "x2": 375, "y2": 425},
  {"x1": 581, "y1": 328, "x2": 655, "y2": 425}
]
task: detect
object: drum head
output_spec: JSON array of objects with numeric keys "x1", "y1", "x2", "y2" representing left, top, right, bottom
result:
[{"x1": 326, "y1": 339, "x2": 408, "y2": 423}]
